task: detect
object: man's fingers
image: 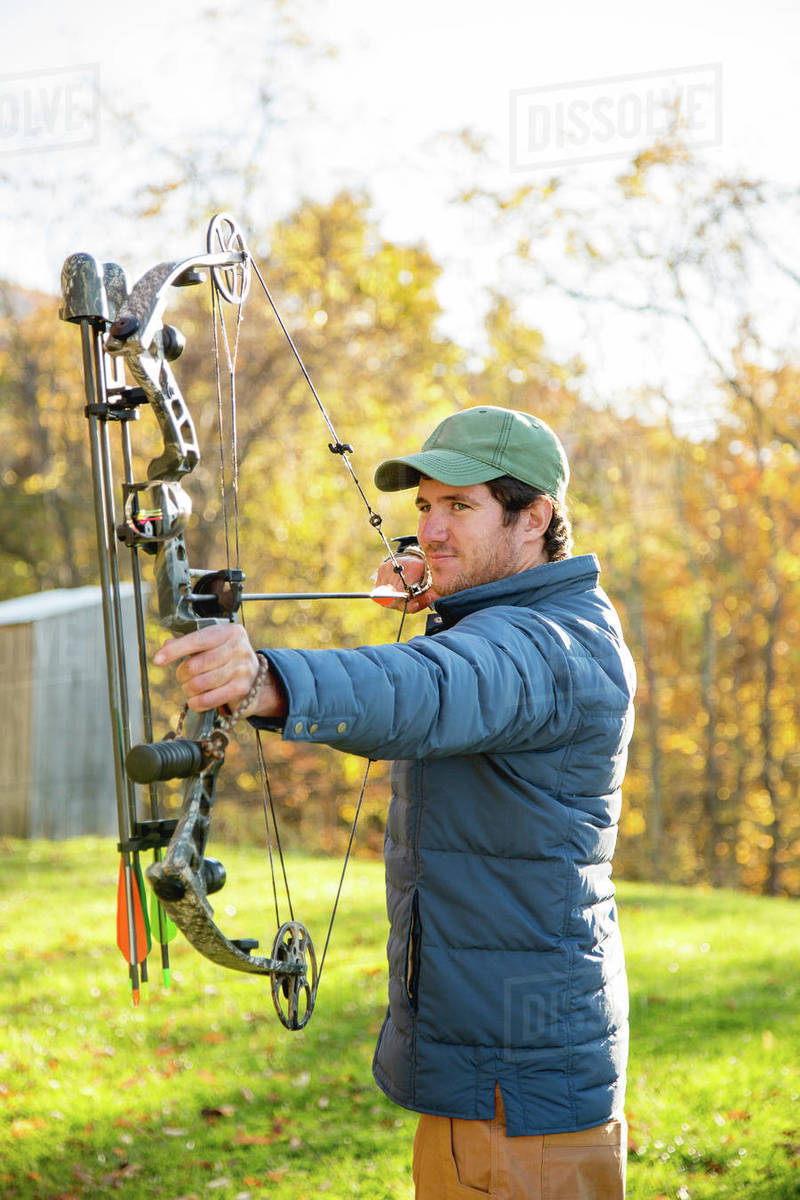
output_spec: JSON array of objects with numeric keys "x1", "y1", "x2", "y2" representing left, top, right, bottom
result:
[
  {"x1": 174, "y1": 639, "x2": 237, "y2": 686},
  {"x1": 181, "y1": 649, "x2": 254, "y2": 696},
  {"x1": 153, "y1": 623, "x2": 260, "y2": 713},
  {"x1": 183, "y1": 680, "x2": 244, "y2": 713},
  {"x1": 376, "y1": 554, "x2": 427, "y2": 591},
  {"x1": 372, "y1": 553, "x2": 436, "y2": 612},
  {"x1": 153, "y1": 624, "x2": 247, "y2": 667},
  {"x1": 371, "y1": 586, "x2": 408, "y2": 610},
  {"x1": 405, "y1": 587, "x2": 438, "y2": 615},
  {"x1": 371, "y1": 585, "x2": 438, "y2": 614}
]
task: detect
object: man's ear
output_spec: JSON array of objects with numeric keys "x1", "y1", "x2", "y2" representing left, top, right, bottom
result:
[{"x1": 523, "y1": 496, "x2": 553, "y2": 538}]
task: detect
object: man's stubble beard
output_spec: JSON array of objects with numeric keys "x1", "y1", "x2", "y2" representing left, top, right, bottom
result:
[{"x1": 427, "y1": 530, "x2": 531, "y2": 596}]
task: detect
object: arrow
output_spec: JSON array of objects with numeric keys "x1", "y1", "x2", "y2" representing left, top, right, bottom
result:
[{"x1": 116, "y1": 856, "x2": 150, "y2": 1006}]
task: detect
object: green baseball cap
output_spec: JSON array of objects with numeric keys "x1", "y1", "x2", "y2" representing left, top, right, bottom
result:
[{"x1": 374, "y1": 406, "x2": 569, "y2": 500}]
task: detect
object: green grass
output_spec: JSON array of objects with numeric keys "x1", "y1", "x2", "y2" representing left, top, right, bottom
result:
[
  {"x1": 622, "y1": 885, "x2": 800, "y2": 1199},
  {"x1": 1, "y1": 840, "x2": 798, "y2": 1199}
]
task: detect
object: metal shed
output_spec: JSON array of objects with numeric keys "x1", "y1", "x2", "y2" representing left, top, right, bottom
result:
[{"x1": 0, "y1": 586, "x2": 142, "y2": 839}]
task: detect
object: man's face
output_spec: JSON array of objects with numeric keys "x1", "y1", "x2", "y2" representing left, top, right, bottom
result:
[{"x1": 415, "y1": 478, "x2": 547, "y2": 596}]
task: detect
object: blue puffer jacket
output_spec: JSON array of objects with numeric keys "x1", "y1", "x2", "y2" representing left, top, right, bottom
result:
[{"x1": 256, "y1": 554, "x2": 636, "y2": 1136}]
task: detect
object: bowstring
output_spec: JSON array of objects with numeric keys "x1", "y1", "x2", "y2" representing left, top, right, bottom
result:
[{"x1": 212, "y1": 242, "x2": 413, "y2": 993}]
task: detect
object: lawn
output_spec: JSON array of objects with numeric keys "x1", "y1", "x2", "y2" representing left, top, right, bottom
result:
[{"x1": 1, "y1": 839, "x2": 798, "y2": 1199}]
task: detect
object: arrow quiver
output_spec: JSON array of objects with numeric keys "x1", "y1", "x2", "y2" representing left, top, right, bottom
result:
[{"x1": 60, "y1": 217, "x2": 316, "y2": 1027}]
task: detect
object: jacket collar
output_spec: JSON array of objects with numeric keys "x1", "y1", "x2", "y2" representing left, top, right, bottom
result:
[{"x1": 426, "y1": 554, "x2": 600, "y2": 632}]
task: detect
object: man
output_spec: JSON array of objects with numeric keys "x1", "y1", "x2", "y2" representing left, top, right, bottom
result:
[{"x1": 154, "y1": 405, "x2": 636, "y2": 1199}]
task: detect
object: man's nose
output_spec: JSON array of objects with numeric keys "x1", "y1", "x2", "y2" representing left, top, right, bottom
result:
[{"x1": 418, "y1": 508, "x2": 448, "y2": 544}]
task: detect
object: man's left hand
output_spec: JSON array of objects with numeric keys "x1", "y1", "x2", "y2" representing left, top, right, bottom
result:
[{"x1": 153, "y1": 624, "x2": 287, "y2": 720}]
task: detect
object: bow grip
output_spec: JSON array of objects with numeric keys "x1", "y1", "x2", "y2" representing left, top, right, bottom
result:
[{"x1": 126, "y1": 737, "x2": 204, "y2": 783}]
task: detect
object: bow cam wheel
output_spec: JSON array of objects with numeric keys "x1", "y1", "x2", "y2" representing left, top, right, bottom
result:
[
  {"x1": 207, "y1": 212, "x2": 251, "y2": 305},
  {"x1": 270, "y1": 921, "x2": 317, "y2": 1030}
]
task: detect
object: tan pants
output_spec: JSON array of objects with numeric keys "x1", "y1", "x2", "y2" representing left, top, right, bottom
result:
[{"x1": 413, "y1": 1088, "x2": 626, "y2": 1199}]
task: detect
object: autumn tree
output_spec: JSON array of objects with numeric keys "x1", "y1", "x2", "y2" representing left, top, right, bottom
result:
[{"x1": 455, "y1": 139, "x2": 800, "y2": 894}]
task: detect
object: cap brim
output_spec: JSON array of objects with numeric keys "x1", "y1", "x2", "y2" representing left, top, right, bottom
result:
[{"x1": 374, "y1": 449, "x2": 504, "y2": 492}]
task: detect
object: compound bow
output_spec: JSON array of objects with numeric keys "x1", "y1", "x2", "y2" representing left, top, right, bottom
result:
[{"x1": 60, "y1": 214, "x2": 422, "y2": 1029}]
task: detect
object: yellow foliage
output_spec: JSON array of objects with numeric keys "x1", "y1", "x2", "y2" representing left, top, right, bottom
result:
[{"x1": 2, "y1": 180, "x2": 799, "y2": 895}]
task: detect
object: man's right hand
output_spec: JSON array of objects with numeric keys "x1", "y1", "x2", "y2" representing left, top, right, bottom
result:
[{"x1": 374, "y1": 553, "x2": 438, "y2": 615}]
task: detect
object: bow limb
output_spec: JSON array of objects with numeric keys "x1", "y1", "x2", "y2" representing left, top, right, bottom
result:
[{"x1": 139, "y1": 706, "x2": 302, "y2": 978}]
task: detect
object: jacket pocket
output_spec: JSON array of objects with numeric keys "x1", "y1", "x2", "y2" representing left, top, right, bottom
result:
[{"x1": 405, "y1": 890, "x2": 421, "y2": 1009}]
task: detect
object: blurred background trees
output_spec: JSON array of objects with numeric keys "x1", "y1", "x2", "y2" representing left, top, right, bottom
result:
[{"x1": 1, "y1": 122, "x2": 798, "y2": 896}]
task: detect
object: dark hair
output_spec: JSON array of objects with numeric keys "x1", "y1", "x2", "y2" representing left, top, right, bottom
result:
[{"x1": 486, "y1": 475, "x2": 573, "y2": 562}]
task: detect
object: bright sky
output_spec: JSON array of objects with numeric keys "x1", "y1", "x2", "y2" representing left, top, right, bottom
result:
[{"x1": 1, "y1": 0, "x2": 798, "y2": 425}]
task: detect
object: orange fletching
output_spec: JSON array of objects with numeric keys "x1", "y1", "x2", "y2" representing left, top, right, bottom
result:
[
  {"x1": 116, "y1": 858, "x2": 150, "y2": 964},
  {"x1": 370, "y1": 585, "x2": 406, "y2": 608}
]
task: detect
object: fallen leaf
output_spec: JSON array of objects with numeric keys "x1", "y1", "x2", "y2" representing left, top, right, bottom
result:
[
  {"x1": 12, "y1": 1117, "x2": 47, "y2": 1138},
  {"x1": 120, "y1": 1075, "x2": 146, "y2": 1090},
  {"x1": 201, "y1": 1105, "x2": 235, "y2": 1121},
  {"x1": 101, "y1": 1163, "x2": 142, "y2": 1185},
  {"x1": 236, "y1": 1132, "x2": 275, "y2": 1146}
]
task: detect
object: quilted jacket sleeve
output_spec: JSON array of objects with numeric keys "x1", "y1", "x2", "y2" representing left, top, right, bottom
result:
[{"x1": 250, "y1": 608, "x2": 581, "y2": 761}]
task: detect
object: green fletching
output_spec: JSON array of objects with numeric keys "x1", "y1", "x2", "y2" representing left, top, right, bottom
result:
[
  {"x1": 150, "y1": 892, "x2": 177, "y2": 947},
  {"x1": 133, "y1": 857, "x2": 152, "y2": 953}
]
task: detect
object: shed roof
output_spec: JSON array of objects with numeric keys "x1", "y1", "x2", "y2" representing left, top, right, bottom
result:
[{"x1": 0, "y1": 585, "x2": 136, "y2": 626}]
